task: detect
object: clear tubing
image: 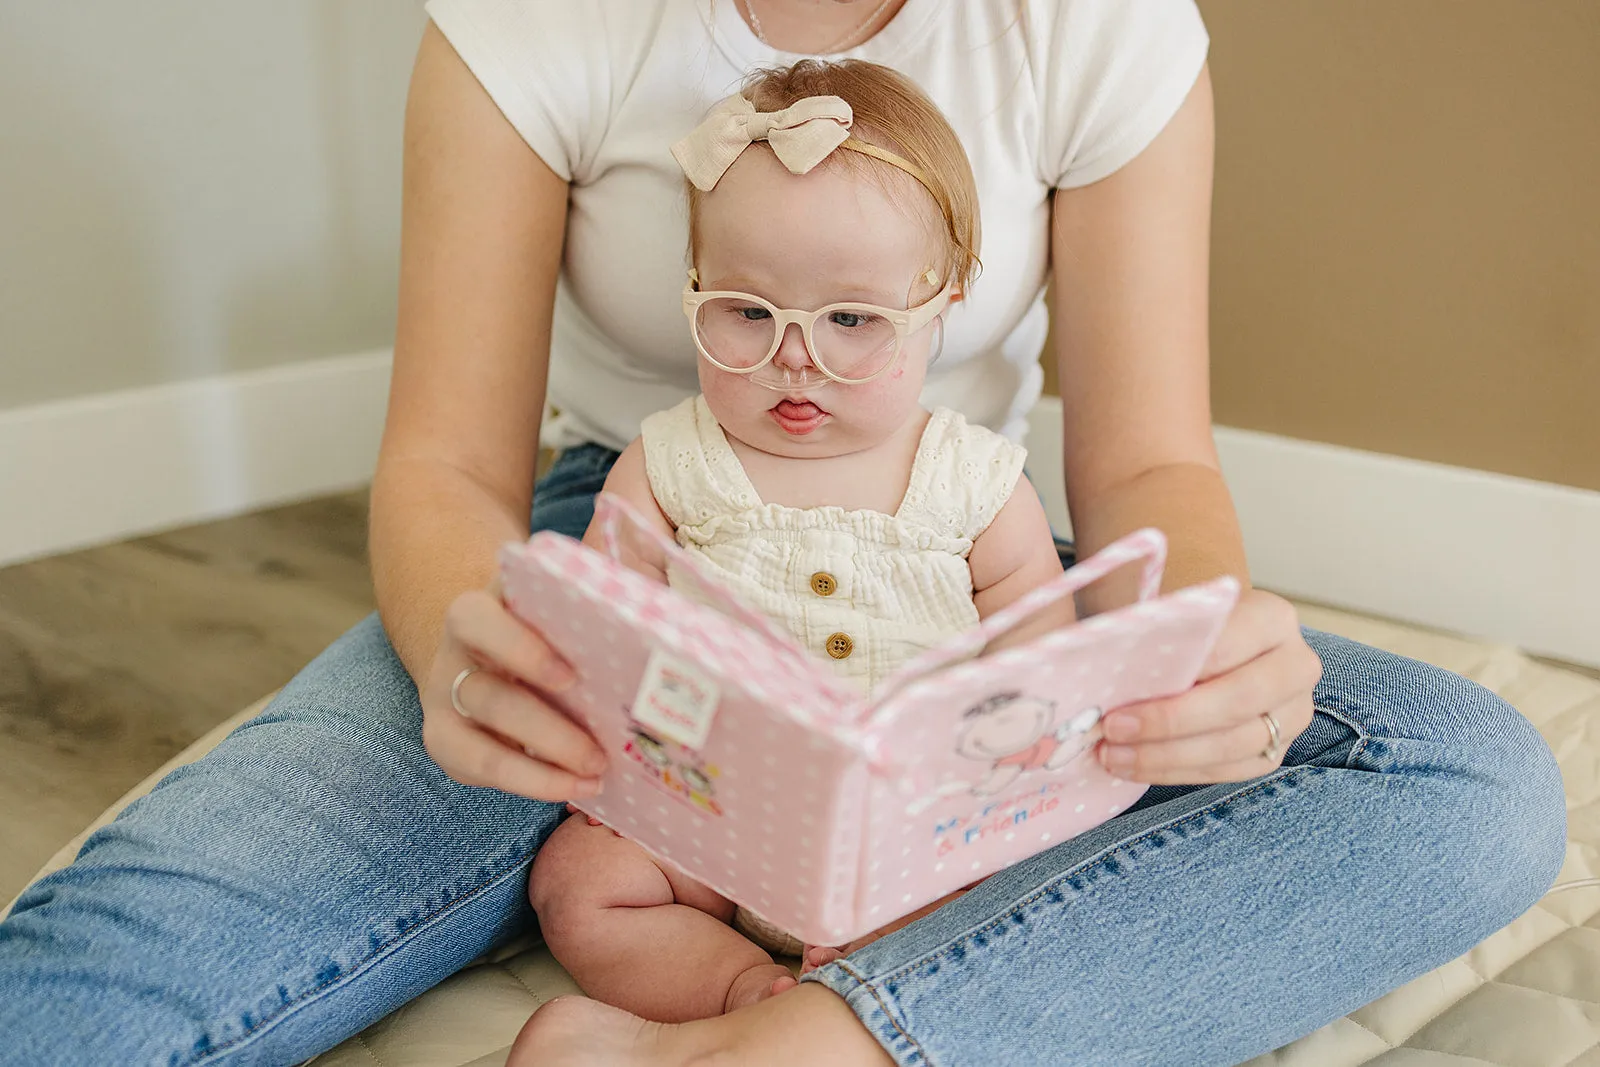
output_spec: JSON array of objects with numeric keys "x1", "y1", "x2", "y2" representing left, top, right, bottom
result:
[{"x1": 747, "y1": 364, "x2": 827, "y2": 392}]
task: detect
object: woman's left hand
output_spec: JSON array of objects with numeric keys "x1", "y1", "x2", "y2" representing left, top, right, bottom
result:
[{"x1": 1096, "y1": 588, "x2": 1322, "y2": 785}]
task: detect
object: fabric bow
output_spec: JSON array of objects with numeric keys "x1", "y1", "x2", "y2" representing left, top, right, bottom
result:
[{"x1": 672, "y1": 93, "x2": 854, "y2": 191}]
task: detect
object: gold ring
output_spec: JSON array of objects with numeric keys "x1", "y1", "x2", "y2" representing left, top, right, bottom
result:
[
  {"x1": 450, "y1": 665, "x2": 481, "y2": 718},
  {"x1": 1259, "y1": 711, "x2": 1282, "y2": 761}
]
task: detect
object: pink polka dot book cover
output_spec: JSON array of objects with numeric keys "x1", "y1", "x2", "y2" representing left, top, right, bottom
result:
[{"x1": 499, "y1": 494, "x2": 1240, "y2": 947}]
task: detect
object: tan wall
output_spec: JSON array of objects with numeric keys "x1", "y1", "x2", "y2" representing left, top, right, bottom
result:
[
  {"x1": 0, "y1": 3, "x2": 425, "y2": 410},
  {"x1": 1047, "y1": 3, "x2": 1600, "y2": 493},
  {"x1": 1209, "y1": 1, "x2": 1600, "y2": 490}
]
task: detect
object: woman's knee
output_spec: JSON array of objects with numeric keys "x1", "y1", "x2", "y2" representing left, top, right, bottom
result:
[
  {"x1": 1309, "y1": 630, "x2": 1567, "y2": 921},
  {"x1": 1404, "y1": 667, "x2": 1566, "y2": 926},
  {"x1": 1456, "y1": 679, "x2": 1567, "y2": 907}
]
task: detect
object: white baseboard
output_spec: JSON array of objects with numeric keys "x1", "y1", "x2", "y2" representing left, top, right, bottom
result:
[
  {"x1": 0, "y1": 350, "x2": 393, "y2": 568},
  {"x1": 6, "y1": 372, "x2": 1595, "y2": 668},
  {"x1": 1026, "y1": 396, "x2": 1599, "y2": 668}
]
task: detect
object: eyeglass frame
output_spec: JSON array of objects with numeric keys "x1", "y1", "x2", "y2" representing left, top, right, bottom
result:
[{"x1": 680, "y1": 268, "x2": 956, "y2": 385}]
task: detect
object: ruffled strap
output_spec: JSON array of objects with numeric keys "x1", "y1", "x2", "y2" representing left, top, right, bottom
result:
[
  {"x1": 894, "y1": 407, "x2": 1028, "y2": 542},
  {"x1": 640, "y1": 395, "x2": 763, "y2": 529}
]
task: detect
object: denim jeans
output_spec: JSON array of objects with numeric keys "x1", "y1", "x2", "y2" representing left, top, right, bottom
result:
[{"x1": 0, "y1": 444, "x2": 1568, "y2": 1066}]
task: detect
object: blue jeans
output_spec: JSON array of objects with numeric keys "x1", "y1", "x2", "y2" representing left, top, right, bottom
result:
[{"x1": 0, "y1": 444, "x2": 1567, "y2": 1066}]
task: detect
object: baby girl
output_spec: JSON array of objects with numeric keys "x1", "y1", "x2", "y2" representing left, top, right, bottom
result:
[{"x1": 526, "y1": 59, "x2": 1064, "y2": 1024}]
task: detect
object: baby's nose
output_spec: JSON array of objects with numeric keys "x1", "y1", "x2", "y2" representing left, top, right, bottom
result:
[{"x1": 771, "y1": 323, "x2": 817, "y2": 370}]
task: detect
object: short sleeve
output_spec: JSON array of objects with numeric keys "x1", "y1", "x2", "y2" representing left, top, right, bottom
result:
[
  {"x1": 641, "y1": 396, "x2": 758, "y2": 529},
  {"x1": 899, "y1": 408, "x2": 1028, "y2": 542},
  {"x1": 423, "y1": 0, "x2": 615, "y2": 183},
  {"x1": 1032, "y1": 0, "x2": 1210, "y2": 189}
]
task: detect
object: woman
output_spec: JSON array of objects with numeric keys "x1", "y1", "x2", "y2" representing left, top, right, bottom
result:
[{"x1": 0, "y1": 2, "x2": 1566, "y2": 1064}]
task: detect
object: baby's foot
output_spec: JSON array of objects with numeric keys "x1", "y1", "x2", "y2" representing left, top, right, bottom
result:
[
  {"x1": 723, "y1": 962, "x2": 797, "y2": 1013},
  {"x1": 508, "y1": 996, "x2": 670, "y2": 1066}
]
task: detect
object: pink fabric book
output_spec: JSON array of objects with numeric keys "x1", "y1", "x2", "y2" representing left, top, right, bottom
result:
[{"x1": 500, "y1": 494, "x2": 1239, "y2": 946}]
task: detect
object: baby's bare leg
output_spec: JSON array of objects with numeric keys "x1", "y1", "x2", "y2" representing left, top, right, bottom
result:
[{"x1": 529, "y1": 815, "x2": 792, "y2": 1021}]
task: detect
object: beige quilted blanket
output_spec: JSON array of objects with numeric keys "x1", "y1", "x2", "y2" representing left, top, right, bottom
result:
[{"x1": 10, "y1": 604, "x2": 1599, "y2": 1066}]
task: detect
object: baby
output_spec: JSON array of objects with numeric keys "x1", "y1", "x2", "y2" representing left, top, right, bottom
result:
[{"x1": 526, "y1": 59, "x2": 1064, "y2": 1024}]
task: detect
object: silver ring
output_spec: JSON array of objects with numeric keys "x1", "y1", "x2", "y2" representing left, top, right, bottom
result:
[
  {"x1": 450, "y1": 665, "x2": 481, "y2": 718},
  {"x1": 1259, "y1": 711, "x2": 1282, "y2": 761}
]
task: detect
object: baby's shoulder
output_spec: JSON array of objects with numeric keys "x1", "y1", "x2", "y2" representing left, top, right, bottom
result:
[
  {"x1": 899, "y1": 408, "x2": 1028, "y2": 541},
  {"x1": 639, "y1": 394, "x2": 702, "y2": 441},
  {"x1": 920, "y1": 407, "x2": 1026, "y2": 465}
]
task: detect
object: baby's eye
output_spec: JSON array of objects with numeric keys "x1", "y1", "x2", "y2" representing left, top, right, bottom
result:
[
  {"x1": 829, "y1": 309, "x2": 875, "y2": 329},
  {"x1": 733, "y1": 304, "x2": 771, "y2": 322}
]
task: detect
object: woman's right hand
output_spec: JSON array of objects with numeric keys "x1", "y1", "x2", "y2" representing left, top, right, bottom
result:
[{"x1": 420, "y1": 580, "x2": 607, "y2": 800}]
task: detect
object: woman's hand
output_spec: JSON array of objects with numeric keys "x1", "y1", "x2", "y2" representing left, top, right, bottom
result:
[
  {"x1": 1095, "y1": 588, "x2": 1321, "y2": 785},
  {"x1": 420, "y1": 579, "x2": 608, "y2": 800}
]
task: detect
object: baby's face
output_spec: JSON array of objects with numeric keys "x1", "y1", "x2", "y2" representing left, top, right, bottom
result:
[
  {"x1": 958, "y1": 701, "x2": 1051, "y2": 758},
  {"x1": 692, "y1": 148, "x2": 948, "y2": 459}
]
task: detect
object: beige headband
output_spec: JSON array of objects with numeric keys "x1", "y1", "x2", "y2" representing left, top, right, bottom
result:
[{"x1": 671, "y1": 92, "x2": 936, "y2": 199}]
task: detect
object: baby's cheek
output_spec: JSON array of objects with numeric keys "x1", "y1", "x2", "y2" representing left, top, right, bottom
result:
[
  {"x1": 698, "y1": 372, "x2": 754, "y2": 424},
  {"x1": 857, "y1": 374, "x2": 924, "y2": 426}
]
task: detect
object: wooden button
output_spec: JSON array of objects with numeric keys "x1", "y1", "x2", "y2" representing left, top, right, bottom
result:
[
  {"x1": 825, "y1": 632, "x2": 854, "y2": 659},
  {"x1": 809, "y1": 571, "x2": 837, "y2": 597}
]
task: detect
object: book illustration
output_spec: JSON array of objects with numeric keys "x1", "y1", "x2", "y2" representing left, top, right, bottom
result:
[
  {"x1": 623, "y1": 720, "x2": 725, "y2": 817},
  {"x1": 956, "y1": 692, "x2": 1104, "y2": 797}
]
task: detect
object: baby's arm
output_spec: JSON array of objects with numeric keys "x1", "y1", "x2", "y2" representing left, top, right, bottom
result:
[
  {"x1": 579, "y1": 438, "x2": 675, "y2": 585},
  {"x1": 968, "y1": 474, "x2": 1071, "y2": 649}
]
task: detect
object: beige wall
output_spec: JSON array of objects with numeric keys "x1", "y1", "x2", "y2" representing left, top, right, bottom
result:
[
  {"x1": 0, "y1": 2, "x2": 425, "y2": 409},
  {"x1": 1202, "y1": 1, "x2": 1599, "y2": 491},
  {"x1": 1044, "y1": 4, "x2": 1598, "y2": 492}
]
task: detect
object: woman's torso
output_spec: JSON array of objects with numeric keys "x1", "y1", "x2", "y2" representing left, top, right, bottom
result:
[{"x1": 421, "y1": 0, "x2": 1209, "y2": 450}]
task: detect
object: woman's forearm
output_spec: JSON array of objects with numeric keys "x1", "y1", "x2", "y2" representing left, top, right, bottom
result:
[
  {"x1": 1067, "y1": 460, "x2": 1249, "y2": 614},
  {"x1": 369, "y1": 457, "x2": 532, "y2": 685}
]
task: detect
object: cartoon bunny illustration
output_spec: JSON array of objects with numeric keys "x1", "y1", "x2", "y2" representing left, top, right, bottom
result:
[{"x1": 956, "y1": 692, "x2": 1103, "y2": 796}]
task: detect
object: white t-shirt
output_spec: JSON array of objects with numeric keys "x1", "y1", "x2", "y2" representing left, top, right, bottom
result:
[{"x1": 423, "y1": 0, "x2": 1208, "y2": 451}]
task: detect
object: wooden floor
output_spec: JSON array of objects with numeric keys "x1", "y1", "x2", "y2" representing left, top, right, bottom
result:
[{"x1": 0, "y1": 491, "x2": 376, "y2": 902}]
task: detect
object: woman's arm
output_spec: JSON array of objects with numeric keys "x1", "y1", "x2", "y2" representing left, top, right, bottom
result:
[
  {"x1": 1051, "y1": 64, "x2": 1246, "y2": 607},
  {"x1": 1051, "y1": 64, "x2": 1321, "y2": 787},
  {"x1": 370, "y1": 23, "x2": 568, "y2": 681},
  {"x1": 369, "y1": 25, "x2": 607, "y2": 800}
]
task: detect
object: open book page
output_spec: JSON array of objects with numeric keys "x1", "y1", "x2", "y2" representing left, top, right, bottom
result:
[{"x1": 846, "y1": 552, "x2": 1240, "y2": 934}]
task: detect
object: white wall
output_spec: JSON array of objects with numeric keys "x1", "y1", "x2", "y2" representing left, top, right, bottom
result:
[{"x1": 0, "y1": 1, "x2": 426, "y2": 408}]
